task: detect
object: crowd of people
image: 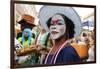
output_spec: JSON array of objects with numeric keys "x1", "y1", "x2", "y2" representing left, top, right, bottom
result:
[
  {"x1": 15, "y1": 14, "x2": 52, "y2": 65},
  {"x1": 70, "y1": 31, "x2": 95, "y2": 61},
  {"x1": 14, "y1": 6, "x2": 95, "y2": 66}
]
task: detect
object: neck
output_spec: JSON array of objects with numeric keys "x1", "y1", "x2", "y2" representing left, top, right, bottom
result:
[
  {"x1": 53, "y1": 35, "x2": 67, "y2": 47},
  {"x1": 50, "y1": 35, "x2": 67, "y2": 54}
]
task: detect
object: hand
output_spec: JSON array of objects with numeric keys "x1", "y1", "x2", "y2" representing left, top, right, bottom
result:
[{"x1": 30, "y1": 45, "x2": 36, "y2": 48}]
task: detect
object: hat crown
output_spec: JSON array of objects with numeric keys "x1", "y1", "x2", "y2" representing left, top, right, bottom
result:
[{"x1": 22, "y1": 14, "x2": 35, "y2": 24}]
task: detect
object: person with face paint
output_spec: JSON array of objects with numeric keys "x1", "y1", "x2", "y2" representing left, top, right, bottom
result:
[{"x1": 39, "y1": 6, "x2": 82, "y2": 64}]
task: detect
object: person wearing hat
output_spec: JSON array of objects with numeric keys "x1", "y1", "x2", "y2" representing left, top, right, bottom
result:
[
  {"x1": 16, "y1": 14, "x2": 40, "y2": 65},
  {"x1": 17, "y1": 14, "x2": 36, "y2": 39},
  {"x1": 39, "y1": 6, "x2": 82, "y2": 64}
]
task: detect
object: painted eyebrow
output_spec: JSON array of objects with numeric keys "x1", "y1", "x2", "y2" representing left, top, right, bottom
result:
[
  {"x1": 52, "y1": 19, "x2": 62, "y2": 21},
  {"x1": 51, "y1": 19, "x2": 64, "y2": 25},
  {"x1": 51, "y1": 19, "x2": 63, "y2": 22}
]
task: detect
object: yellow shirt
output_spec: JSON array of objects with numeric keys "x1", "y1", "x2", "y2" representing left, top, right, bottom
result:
[{"x1": 18, "y1": 37, "x2": 34, "y2": 48}]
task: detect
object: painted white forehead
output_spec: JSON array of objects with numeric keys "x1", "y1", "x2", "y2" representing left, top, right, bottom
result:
[{"x1": 51, "y1": 14, "x2": 64, "y2": 20}]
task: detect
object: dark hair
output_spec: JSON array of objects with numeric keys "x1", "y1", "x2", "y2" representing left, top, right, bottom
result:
[
  {"x1": 47, "y1": 13, "x2": 75, "y2": 39},
  {"x1": 82, "y1": 33, "x2": 87, "y2": 37}
]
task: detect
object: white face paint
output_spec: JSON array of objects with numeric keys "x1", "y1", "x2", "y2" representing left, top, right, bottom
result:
[{"x1": 50, "y1": 14, "x2": 66, "y2": 39}]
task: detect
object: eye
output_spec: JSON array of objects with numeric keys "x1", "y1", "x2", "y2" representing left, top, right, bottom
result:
[
  {"x1": 58, "y1": 23, "x2": 63, "y2": 25},
  {"x1": 25, "y1": 32, "x2": 28, "y2": 34}
]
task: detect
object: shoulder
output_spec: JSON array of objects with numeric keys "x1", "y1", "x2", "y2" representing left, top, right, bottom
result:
[
  {"x1": 18, "y1": 37, "x2": 22, "y2": 41},
  {"x1": 60, "y1": 45, "x2": 78, "y2": 55},
  {"x1": 57, "y1": 45, "x2": 81, "y2": 63},
  {"x1": 63, "y1": 45, "x2": 75, "y2": 51}
]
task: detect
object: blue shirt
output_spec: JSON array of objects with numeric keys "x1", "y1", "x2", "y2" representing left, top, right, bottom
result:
[{"x1": 45, "y1": 45, "x2": 81, "y2": 64}]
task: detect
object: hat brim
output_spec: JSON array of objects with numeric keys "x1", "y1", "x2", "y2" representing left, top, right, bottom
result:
[
  {"x1": 18, "y1": 19, "x2": 36, "y2": 27},
  {"x1": 39, "y1": 6, "x2": 82, "y2": 37}
]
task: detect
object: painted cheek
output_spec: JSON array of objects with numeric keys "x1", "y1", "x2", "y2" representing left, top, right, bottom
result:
[
  {"x1": 60, "y1": 28, "x2": 64, "y2": 32},
  {"x1": 59, "y1": 25, "x2": 66, "y2": 32}
]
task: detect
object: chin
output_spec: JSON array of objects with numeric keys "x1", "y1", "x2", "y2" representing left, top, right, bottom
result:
[{"x1": 50, "y1": 35, "x2": 61, "y2": 40}]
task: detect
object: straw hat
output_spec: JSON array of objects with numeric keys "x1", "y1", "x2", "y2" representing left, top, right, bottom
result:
[{"x1": 39, "y1": 6, "x2": 82, "y2": 37}]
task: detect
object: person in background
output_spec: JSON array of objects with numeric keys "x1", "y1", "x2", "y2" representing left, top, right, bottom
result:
[
  {"x1": 39, "y1": 6, "x2": 82, "y2": 64},
  {"x1": 87, "y1": 31, "x2": 95, "y2": 61},
  {"x1": 34, "y1": 25, "x2": 50, "y2": 64},
  {"x1": 18, "y1": 28, "x2": 42, "y2": 65},
  {"x1": 32, "y1": 26, "x2": 40, "y2": 41},
  {"x1": 18, "y1": 28, "x2": 34, "y2": 47},
  {"x1": 36, "y1": 25, "x2": 49, "y2": 46},
  {"x1": 31, "y1": 24, "x2": 53, "y2": 64},
  {"x1": 81, "y1": 32, "x2": 89, "y2": 45},
  {"x1": 16, "y1": 14, "x2": 36, "y2": 39}
]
